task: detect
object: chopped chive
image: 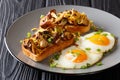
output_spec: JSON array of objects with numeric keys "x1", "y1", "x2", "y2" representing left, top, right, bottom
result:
[
  {"x1": 96, "y1": 62, "x2": 103, "y2": 66},
  {"x1": 27, "y1": 32, "x2": 31, "y2": 38},
  {"x1": 91, "y1": 26, "x2": 96, "y2": 31},
  {"x1": 20, "y1": 40, "x2": 23, "y2": 43},
  {"x1": 40, "y1": 15, "x2": 45, "y2": 18},
  {"x1": 95, "y1": 31, "x2": 102, "y2": 34},
  {"x1": 80, "y1": 65, "x2": 87, "y2": 69},
  {"x1": 80, "y1": 63, "x2": 91, "y2": 69},
  {"x1": 53, "y1": 53, "x2": 61, "y2": 60},
  {"x1": 102, "y1": 33, "x2": 108, "y2": 36},
  {"x1": 50, "y1": 62, "x2": 57, "y2": 68},
  {"x1": 95, "y1": 29, "x2": 103, "y2": 35},
  {"x1": 85, "y1": 48, "x2": 91, "y2": 51},
  {"x1": 97, "y1": 48, "x2": 101, "y2": 52},
  {"x1": 47, "y1": 37, "x2": 53, "y2": 43},
  {"x1": 86, "y1": 63, "x2": 91, "y2": 67},
  {"x1": 108, "y1": 49, "x2": 112, "y2": 52},
  {"x1": 98, "y1": 28, "x2": 103, "y2": 32},
  {"x1": 74, "y1": 37, "x2": 79, "y2": 42}
]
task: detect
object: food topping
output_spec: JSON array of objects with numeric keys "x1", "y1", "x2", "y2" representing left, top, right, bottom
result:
[
  {"x1": 22, "y1": 9, "x2": 93, "y2": 53},
  {"x1": 40, "y1": 9, "x2": 91, "y2": 29}
]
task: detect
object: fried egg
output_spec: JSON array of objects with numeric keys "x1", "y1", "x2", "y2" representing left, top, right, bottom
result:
[
  {"x1": 52, "y1": 46, "x2": 103, "y2": 69},
  {"x1": 51, "y1": 31, "x2": 115, "y2": 69},
  {"x1": 78, "y1": 31, "x2": 115, "y2": 53}
]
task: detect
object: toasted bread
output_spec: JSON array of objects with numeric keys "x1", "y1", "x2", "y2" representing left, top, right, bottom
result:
[
  {"x1": 21, "y1": 9, "x2": 93, "y2": 62},
  {"x1": 39, "y1": 9, "x2": 92, "y2": 34},
  {"x1": 22, "y1": 38, "x2": 74, "y2": 61}
]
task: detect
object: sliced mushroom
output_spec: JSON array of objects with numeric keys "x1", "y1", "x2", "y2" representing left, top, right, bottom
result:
[
  {"x1": 40, "y1": 9, "x2": 57, "y2": 29},
  {"x1": 23, "y1": 39, "x2": 36, "y2": 54},
  {"x1": 39, "y1": 39, "x2": 49, "y2": 48},
  {"x1": 61, "y1": 32, "x2": 73, "y2": 41}
]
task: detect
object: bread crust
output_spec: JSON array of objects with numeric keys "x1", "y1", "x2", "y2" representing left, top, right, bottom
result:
[
  {"x1": 65, "y1": 23, "x2": 91, "y2": 34},
  {"x1": 22, "y1": 38, "x2": 74, "y2": 61}
]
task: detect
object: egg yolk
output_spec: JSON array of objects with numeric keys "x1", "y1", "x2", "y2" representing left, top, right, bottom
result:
[
  {"x1": 66, "y1": 49, "x2": 87, "y2": 63},
  {"x1": 88, "y1": 34, "x2": 110, "y2": 46}
]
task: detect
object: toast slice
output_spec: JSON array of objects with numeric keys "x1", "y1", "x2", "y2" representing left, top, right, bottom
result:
[
  {"x1": 39, "y1": 9, "x2": 92, "y2": 34},
  {"x1": 22, "y1": 38, "x2": 74, "y2": 61},
  {"x1": 65, "y1": 23, "x2": 91, "y2": 34},
  {"x1": 21, "y1": 9, "x2": 93, "y2": 62}
]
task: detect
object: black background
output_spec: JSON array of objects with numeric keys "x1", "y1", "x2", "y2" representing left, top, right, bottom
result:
[{"x1": 0, "y1": 0, "x2": 120, "y2": 80}]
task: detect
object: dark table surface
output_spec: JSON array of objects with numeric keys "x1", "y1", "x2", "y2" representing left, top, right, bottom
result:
[{"x1": 0, "y1": 0, "x2": 120, "y2": 80}]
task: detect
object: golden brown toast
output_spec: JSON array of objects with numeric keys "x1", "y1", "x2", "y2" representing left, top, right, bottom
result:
[
  {"x1": 39, "y1": 9, "x2": 92, "y2": 34},
  {"x1": 22, "y1": 37, "x2": 74, "y2": 61},
  {"x1": 21, "y1": 9, "x2": 93, "y2": 62}
]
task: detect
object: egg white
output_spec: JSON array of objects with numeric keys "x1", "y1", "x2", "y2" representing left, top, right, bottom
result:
[
  {"x1": 52, "y1": 46, "x2": 103, "y2": 69},
  {"x1": 78, "y1": 32, "x2": 115, "y2": 53}
]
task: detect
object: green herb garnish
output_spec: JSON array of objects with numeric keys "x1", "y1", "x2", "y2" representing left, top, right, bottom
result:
[
  {"x1": 91, "y1": 26, "x2": 97, "y2": 31},
  {"x1": 53, "y1": 27, "x2": 63, "y2": 34},
  {"x1": 53, "y1": 52, "x2": 61, "y2": 60},
  {"x1": 85, "y1": 48, "x2": 91, "y2": 51},
  {"x1": 80, "y1": 65, "x2": 88, "y2": 69},
  {"x1": 27, "y1": 32, "x2": 31, "y2": 38},
  {"x1": 47, "y1": 37, "x2": 53, "y2": 43},
  {"x1": 95, "y1": 29, "x2": 103, "y2": 34},
  {"x1": 96, "y1": 62, "x2": 103, "y2": 66},
  {"x1": 74, "y1": 37, "x2": 79, "y2": 42},
  {"x1": 86, "y1": 63, "x2": 91, "y2": 67},
  {"x1": 97, "y1": 48, "x2": 101, "y2": 52},
  {"x1": 50, "y1": 62, "x2": 57, "y2": 68},
  {"x1": 20, "y1": 40, "x2": 23, "y2": 43},
  {"x1": 80, "y1": 63, "x2": 91, "y2": 69},
  {"x1": 40, "y1": 15, "x2": 45, "y2": 18},
  {"x1": 102, "y1": 33, "x2": 108, "y2": 36},
  {"x1": 108, "y1": 49, "x2": 112, "y2": 52}
]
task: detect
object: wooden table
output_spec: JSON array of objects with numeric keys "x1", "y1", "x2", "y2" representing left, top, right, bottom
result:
[{"x1": 0, "y1": 0, "x2": 120, "y2": 80}]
